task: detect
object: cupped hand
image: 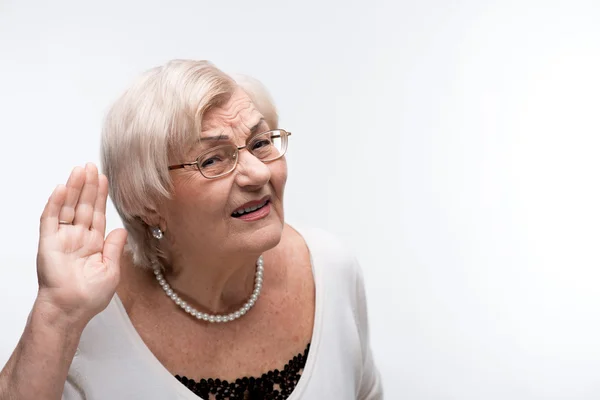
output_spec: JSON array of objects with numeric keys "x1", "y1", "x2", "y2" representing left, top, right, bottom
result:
[{"x1": 36, "y1": 163, "x2": 128, "y2": 325}]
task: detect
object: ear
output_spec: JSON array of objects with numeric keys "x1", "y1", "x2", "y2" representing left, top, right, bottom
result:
[{"x1": 140, "y1": 206, "x2": 168, "y2": 234}]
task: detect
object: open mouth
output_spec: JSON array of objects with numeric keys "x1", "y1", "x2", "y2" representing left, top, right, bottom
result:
[{"x1": 231, "y1": 199, "x2": 270, "y2": 218}]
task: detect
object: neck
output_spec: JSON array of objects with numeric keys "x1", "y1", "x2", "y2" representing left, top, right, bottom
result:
[{"x1": 161, "y1": 251, "x2": 260, "y2": 314}]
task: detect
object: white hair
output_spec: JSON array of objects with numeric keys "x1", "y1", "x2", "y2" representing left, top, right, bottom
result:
[{"x1": 101, "y1": 59, "x2": 278, "y2": 268}]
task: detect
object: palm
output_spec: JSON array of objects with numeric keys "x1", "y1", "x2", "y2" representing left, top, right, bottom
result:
[{"x1": 37, "y1": 164, "x2": 127, "y2": 321}]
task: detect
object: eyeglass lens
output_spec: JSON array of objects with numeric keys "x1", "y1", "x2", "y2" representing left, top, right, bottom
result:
[{"x1": 197, "y1": 130, "x2": 286, "y2": 178}]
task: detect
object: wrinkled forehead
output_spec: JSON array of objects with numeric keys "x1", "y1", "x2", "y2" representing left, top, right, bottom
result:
[
  {"x1": 173, "y1": 88, "x2": 268, "y2": 161},
  {"x1": 201, "y1": 88, "x2": 264, "y2": 136}
]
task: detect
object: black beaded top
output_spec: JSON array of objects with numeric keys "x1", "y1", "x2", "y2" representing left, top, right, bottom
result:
[{"x1": 175, "y1": 343, "x2": 310, "y2": 400}]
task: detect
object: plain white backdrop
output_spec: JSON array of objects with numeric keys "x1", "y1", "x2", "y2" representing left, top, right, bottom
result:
[{"x1": 1, "y1": 0, "x2": 600, "y2": 398}]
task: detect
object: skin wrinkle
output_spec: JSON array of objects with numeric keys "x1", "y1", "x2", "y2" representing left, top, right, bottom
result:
[
  {"x1": 194, "y1": 119, "x2": 268, "y2": 155},
  {"x1": 199, "y1": 119, "x2": 266, "y2": 143},
  {"x1": 201, "y1": 94, "x2": 258, "y2": 132}
]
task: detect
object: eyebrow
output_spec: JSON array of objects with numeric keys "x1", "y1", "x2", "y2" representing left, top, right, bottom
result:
[
  {"x1": 250, "y1": 118, "x2": 266, "y2": 135},
  {"x1": 200, "y1": 118, "x2": 266, "y2": 142}
]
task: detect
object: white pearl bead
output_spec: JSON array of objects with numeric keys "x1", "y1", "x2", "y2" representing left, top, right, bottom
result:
[{"x1": 154, "y1": 254, "x2": 265, "y2": 323}]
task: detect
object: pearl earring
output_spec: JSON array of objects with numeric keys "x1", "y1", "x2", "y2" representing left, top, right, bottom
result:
[{"x1": 151, "y1": 227, "x2": 164, "y2": 240}]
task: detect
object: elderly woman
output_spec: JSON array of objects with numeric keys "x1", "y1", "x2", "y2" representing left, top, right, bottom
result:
[{"x1": 0, "y1": 60, "x2": 383, "y2": 399}]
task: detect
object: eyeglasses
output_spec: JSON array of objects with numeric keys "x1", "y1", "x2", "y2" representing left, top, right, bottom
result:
[{"x1": 168, "y1": 129, "x2": 292, "y2": 179}]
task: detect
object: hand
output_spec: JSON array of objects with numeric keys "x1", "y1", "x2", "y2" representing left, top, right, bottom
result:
[{"x1": 36, "y1": 163, "x2": 128, "y2": 326}]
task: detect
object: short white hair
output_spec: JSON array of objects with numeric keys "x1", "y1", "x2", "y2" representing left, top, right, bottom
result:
[{"x1": 101, "y1": 59, "x2": 279, "y2": 268}]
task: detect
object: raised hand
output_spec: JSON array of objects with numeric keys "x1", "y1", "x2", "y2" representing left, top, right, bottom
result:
[{"x1": 36, "y1": 163, "x2": 128, "y2": 325}]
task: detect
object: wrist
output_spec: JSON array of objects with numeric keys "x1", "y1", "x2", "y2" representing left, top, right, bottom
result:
[{"x1": 33, "y1": 291, "x2": 90, "y2": 334}]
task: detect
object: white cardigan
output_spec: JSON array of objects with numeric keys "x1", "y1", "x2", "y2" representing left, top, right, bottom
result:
[{"x1": 63, "y1": 227, "x2": 383, "y2": 399}]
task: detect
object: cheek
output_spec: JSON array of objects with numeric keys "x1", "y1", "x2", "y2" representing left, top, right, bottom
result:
[
  {"x1": 270, "y1": 159, "x2": 288, "y2": 196},
  {"x1": 167, "y1": 176, "x2": 229, "y2": 220}
]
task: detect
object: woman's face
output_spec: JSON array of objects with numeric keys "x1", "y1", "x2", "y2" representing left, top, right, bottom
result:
[{"x1": 161, "y1": 88, "x2": 288, "y2": 262}]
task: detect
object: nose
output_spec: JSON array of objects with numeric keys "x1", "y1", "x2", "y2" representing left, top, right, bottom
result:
[{"x1": 234, "y1": 150, "x2": 271, "y2": 190}]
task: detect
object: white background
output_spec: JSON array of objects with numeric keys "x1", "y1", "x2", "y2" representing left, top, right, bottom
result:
[{"x1": 1, "y1": 0, "x2": 600, "y2": 398}]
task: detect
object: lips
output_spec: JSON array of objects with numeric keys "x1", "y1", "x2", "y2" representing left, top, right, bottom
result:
[{"x1": 231, "y1": 196, "x2": 271, "y2": 217}]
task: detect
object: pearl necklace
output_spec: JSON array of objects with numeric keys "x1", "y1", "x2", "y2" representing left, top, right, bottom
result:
[{"x1": 153, "y1": 256, "x2": 264, "y2": 323}]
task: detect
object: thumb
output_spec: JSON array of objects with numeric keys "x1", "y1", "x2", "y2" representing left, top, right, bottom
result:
[{"x1": 102, "y1": 228, "x2": 128, "y2": 273}]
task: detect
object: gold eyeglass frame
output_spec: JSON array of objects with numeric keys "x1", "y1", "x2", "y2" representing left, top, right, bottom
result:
[{"x1": 168, "y1": 129, "x2": 292, "y2": 179}]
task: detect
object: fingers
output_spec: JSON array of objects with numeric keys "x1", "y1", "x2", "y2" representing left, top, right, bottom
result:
[
  {"x1": 40, "y1": 185, "x2": 68, "y2": 237},
  {"x1": 92, "y1": 174, "x2": 109, "y2": 235},
  {"x1": 58, "y1": 167, "x2": 86, "y2": 224},
  {"x1": 73, "y1": 163, "x2": 99, "y2": 228},
  {"x1": 103, "y1": 228, "x2": 128, "y2": 276},
  {"x1": 50, "y1": 163, "x2": 107, "y2": 234}
]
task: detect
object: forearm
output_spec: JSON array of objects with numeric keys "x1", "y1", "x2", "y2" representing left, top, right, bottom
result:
[{"x1": 0, "y1": 298, "x2": 85, "y2": 400}]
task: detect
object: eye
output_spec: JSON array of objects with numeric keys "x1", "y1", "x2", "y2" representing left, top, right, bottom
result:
[
  {"x1": 200, "y1": 156, "x2": 222, "y2": 168},
  {"x1": 251, "y1": 138, "x2": 272, "y2": 150}
]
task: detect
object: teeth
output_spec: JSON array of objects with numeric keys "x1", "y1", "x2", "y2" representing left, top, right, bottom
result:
[{"x1": 234, "y1": 200, "x2": 268, "y2": 216}]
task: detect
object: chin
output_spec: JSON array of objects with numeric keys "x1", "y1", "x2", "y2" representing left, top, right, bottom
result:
[{"x1": 234, "y1": 219, "x2": 284, "y2": 255}]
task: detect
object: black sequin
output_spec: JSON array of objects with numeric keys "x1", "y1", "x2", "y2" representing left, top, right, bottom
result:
[{"x1": 175, "y1": 343, "x2": 310, "y2": 400}]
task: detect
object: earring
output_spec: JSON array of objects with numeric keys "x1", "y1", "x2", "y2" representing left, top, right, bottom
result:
[{"x1": 151, "y1": 227, "x2": 164, "y2": 240}]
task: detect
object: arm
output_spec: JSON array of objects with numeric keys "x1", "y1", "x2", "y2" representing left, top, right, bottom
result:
[
  {"x1": 0, "y1": 164, "x2": 127, "y2": 400},
  {"x1": 0, "y1": 300, "x2": 84, "y2": 400},
  {"x1": 355, "y1": 259, "x2": 384, "y2": 400}
]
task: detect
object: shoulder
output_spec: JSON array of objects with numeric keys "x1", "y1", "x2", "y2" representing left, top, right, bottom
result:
[
  {"x1": 292, "y1": 225, "x2": 355, "y2": 260},
  {"x1": 290, "y1": 224, "x2": 362, "y2": 286}
]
